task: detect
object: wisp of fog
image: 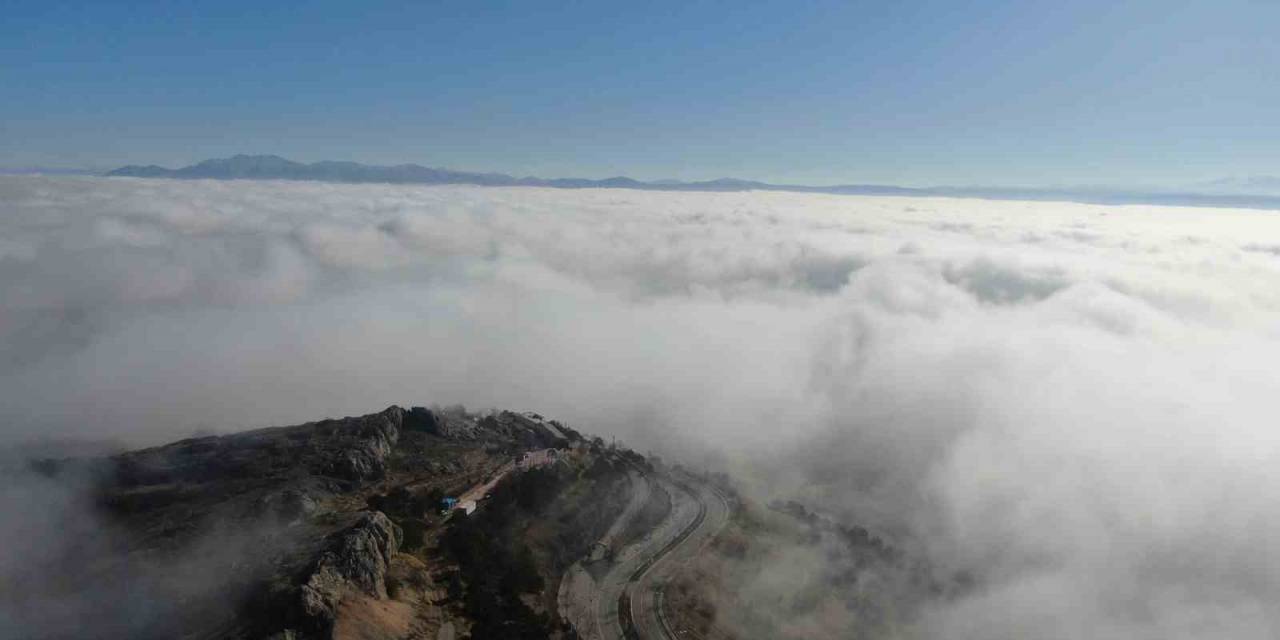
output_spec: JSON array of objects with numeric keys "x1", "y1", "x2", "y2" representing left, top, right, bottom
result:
[{"x1": 3, "y1": 175, "x2": 1280, "y2": 638}]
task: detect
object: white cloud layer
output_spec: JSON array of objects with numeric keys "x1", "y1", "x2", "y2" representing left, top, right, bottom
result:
[{"x1": 3, "y1": 175, "x2": 1280, "y2": 637}]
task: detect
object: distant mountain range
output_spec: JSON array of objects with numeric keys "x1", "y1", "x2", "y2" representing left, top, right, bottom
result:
[
  {"x1": 1196, "y1": 175, "x2": 1280, "y2": 195},
  {"x1": 0, "y1": 166, "x2": 97, "y2": 176},
  {"x1": 107, "y1": 155, "x2": 778, "y2": 191},
  {"x1": 107, "y1": 155, "x2": 1280, "y2": 210}
]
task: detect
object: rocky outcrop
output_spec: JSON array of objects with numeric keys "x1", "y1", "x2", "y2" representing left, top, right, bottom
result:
[
  {"x1": 478, "y1": 411, "x2": 577, "y2": 449},
  {"x1": 296, "y1": 511, "x2": 403, "y2": 636},
  {"x1": 17, "y1": 404, "x2": 608, "y2": 640},
  {"x1": 401, "y1": 406, "x2": 440, "y2": 434},
  {"x1": 322, "y1": 407, "x2": 403, "y2": 483},
  {"x1": 109, "y1": 406, "x2": 406, "y2": 492}
]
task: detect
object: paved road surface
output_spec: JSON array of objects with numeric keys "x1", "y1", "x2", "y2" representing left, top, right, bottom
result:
[
  {"x1": 453, "y1": 448, "x2": 559, "y2": 513},
  {"x1": 559, "y1": 469, "x2": 730, "y2": 640},
  {"x1": 629, "y1": 477, "x2": 731, "y2": 640},
  {"x1": 558, "y1": 470, "x2": 654, "y2": 638}
]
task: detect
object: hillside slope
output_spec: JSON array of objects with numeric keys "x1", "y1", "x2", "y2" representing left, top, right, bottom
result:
[{"x1": 5, "y1": 406, "x2": 639, "y2": 640}]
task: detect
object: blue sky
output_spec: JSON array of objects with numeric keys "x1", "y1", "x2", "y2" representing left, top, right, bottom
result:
[{"x1": 2, "y1": 0, "x2": 1277, "y2": 186}]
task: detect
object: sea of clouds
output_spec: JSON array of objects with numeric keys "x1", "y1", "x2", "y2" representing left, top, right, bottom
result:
[{"x1": 3, "y1": 175, "x2": 1280, "y2": 638}]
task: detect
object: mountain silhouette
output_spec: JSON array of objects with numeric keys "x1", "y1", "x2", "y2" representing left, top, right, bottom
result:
[{"x1": 107, "y1": 155, "x2": 1280, "y2": 210}]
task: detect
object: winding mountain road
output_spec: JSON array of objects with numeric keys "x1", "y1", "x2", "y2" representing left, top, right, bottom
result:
[
  {"x1": 628, "y1": 477, "x2": 730, "y2": 639},
  {"x1": 559, "y1": 468, "x2": 731, "y2": 640}
]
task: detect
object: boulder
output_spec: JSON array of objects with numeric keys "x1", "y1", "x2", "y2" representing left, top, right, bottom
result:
[{"x1": 297, "y1": 511, "x2": 403, "y2": 635}]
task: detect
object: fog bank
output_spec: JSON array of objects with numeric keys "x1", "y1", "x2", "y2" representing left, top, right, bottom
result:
[{"x1": 3, "y1": 175, "x2": 1280, "y2": 637}]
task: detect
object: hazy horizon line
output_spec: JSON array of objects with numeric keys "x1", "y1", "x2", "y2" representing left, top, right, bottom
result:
[{"x1": 6, "y1": 154, "x2": 1280, "y2": 211}]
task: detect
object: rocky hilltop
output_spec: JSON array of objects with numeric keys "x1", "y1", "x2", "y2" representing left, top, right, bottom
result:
[
  {"x1": 8, "y1": 406, "x2": 637, "y2": 640},
  {"x1": 4, "y1": 405, "x2": 941, "y2": 640}
]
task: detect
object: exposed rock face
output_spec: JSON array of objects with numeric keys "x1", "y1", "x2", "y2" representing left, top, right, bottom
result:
[
  {"x1": 55, "y1": 407, "x2": 417, "y2": 638},
  {"x1": 297, "y1": 511, "x2": 403, "y2": 635},
  {"x1": 480, "y1": 411, "x2": 576, "y2": 449},
  {"x1": 110, "y1": 405, "x2": 405, "y2": 494},
  {"x1": 427, "y1": 408, "x2": 483, "y2": 440},
  {"x1": 401, "y1": 406, "x2": 440, "y2": 434},
  {"x1": 12, "y1": 404, "x2": 595, "y2": 640},
  {"x1": 323, "y1": 407, "x2": 403, "y2": 482}
]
